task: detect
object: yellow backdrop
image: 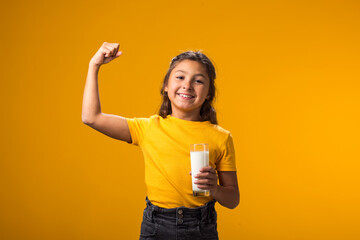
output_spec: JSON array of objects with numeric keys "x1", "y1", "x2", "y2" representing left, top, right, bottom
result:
[{"x1": 1, "y1": 0, "x2": 359, "y2": 239}]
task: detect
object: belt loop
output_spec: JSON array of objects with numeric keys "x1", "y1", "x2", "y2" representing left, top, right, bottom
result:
[
  {"x1": 145, "y1": 196, "x2": 151, "y2": 206},
  {"x1": 150, "y1": 205, "x2": 156, "y2": 222},
  {"x1": 145, "y1": 197, "x2": 157, "y2": 222}
]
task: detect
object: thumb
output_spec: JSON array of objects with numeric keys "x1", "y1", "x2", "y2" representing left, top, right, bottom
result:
[
  {"x1": 114, "y1": 51, "x2": 122, "y2": 58},
  {"x1": 189, "y1": 171, "x2": 192, "y2": 175}
]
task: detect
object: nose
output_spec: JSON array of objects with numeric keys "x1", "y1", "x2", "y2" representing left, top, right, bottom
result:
[{"x1": 182, "y1": 80, "x2": 193, "y2": 90}]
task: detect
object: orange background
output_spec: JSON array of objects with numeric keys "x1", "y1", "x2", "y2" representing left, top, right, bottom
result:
[{"x1": 1, "y1": 0, "x2": 360, "y2": 239}]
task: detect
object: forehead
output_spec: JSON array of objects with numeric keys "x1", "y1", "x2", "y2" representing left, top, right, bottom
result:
[{"x1": 172, "y1": 60, "x2": 208, "y2": 76}]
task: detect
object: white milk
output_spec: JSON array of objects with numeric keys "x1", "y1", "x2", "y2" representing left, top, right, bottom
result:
[{"x1": 190, "y1": 151, "x2": 209, "y2": 193}]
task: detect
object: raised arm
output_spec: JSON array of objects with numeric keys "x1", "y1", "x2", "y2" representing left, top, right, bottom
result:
[{"x1": 81, "y1": 42, "x2": 132, "y2": 143}]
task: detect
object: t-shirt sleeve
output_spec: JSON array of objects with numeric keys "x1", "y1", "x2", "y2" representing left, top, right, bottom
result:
[
  {"x1": 125, "y1": 117, "x2": 150, "y2": 146},
  {"x1": 216, "y1": 133, "x2": 237, "y2": 171}
]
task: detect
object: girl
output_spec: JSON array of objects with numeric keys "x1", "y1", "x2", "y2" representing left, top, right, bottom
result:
[{"x1": 82, "y1": 42, "x2": 239, "y2": 240}]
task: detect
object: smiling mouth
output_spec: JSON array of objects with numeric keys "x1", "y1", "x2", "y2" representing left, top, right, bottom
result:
[{"x1": 177, "y1": 93, "x2": 195, "y2": 99}]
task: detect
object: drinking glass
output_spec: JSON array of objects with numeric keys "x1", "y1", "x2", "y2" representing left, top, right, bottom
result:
[{"x1": 190, "y1": 143, "x2": 210, "y2": 197}]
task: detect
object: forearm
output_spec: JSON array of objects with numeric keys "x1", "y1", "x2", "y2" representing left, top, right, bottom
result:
[
  {"x1": 82, "y1": 62, "x2": 102, "y2": 124},
  {"x1": 212, "y1": 185, "x2": 240, "y2": 209}
]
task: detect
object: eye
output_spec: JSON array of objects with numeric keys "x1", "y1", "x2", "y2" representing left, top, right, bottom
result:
[
  {"x1": 176, "y1": 76, "x2": 184, "y2": 80},
  {"x1": 195, "y1": 80, "x2": 204, "y2": 84}
]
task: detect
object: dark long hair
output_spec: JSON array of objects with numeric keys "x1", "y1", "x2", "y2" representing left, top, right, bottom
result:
[{"x1": 159, "y1": 51, "x2": 217, "y2": 124}]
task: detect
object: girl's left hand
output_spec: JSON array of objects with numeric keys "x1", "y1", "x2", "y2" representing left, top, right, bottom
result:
[{"x1": 193, "y1": 166, "x2": 219, "y2": 197}]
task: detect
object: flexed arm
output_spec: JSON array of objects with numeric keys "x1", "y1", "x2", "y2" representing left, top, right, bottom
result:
[{"x1": 81, "y1": 42, "x2": 132, "y2": 143}]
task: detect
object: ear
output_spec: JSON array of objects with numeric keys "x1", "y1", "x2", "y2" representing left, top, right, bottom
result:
[{"x1": 164, "y1": 86, "x2": 168, "y2": 92}]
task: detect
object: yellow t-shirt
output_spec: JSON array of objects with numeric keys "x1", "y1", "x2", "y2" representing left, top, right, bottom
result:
[{"x1": 126, "y1": 114, "x2": 236, "y2": 208}]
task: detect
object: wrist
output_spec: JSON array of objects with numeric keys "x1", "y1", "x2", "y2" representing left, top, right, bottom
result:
[
  {"x1": 211, "y1": 185, "x2": 220, "y2": 198},
  {"x1": 89, "y1": 60, "x2": 101, "y2": 69}
]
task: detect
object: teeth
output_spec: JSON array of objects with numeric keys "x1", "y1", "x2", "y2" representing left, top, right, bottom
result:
[{"x1": 179, "y1": 93, "x2": 192, "y2": 98}]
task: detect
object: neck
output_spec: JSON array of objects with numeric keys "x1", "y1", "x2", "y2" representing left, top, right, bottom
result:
[{"x1": 170, "y1": 111, "x2": 202, "y2": 122}]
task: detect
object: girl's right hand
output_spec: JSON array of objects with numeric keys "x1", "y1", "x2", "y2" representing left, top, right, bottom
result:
[{"x1": 90, "y1": 42, "x2": 122, "y2": 66}]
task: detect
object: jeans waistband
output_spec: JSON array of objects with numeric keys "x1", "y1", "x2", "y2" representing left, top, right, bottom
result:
[{"x1": 144, "y1": 196, "x2": 217, "y2": 225}]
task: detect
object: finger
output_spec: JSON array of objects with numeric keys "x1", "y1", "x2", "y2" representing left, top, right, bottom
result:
[
  {"x1": 104, "y1": 42, "x2": 117, "y2": 47},
  {"x1": 199, "y1": 167, "x2": 210, "y2": 173},
  {"x1": 113, "y1": 44, "x2": 120, "y2": 55},
  {"x1": 108, "y1": 42, "x2": 118, "y2": 46},
  {"x1": 200, "y1": 166, "x2": 215, "y2": 173},
  {"x1": 101, "y1": 44, "x2": 109, "y2": 52},
  {"x1": 197, "y1": 183, "x2": 214, "y2": 190},
  {"x1": 114, "y1": 50, "x2": 122, "y2": 57},
  {"x1": 195, "y1": 171, "x2": 216, "y2": 177},
  {"x1": 109, "y1": 43, "x2": 119, "y2": 53},
  {"x1": 195, "y1": 172, "x2": 208, "y2": 178},
  {"x1": 196, "y1": 171, "x2": 212, "y2": 177},
  {"x1": 195, "y1": 172, "x2": 217, "y2": 181},
  {"x1": 102, "y1": 50, "x2": 111, "y2": 58},
  {"x1": 195, "y1": 179, "x2": 215, "y2": 185},
  {"x1": 109, "y1": 47, "x2": 117, "y2": 57},
  {"x1": 114, "y1": 44, "x2": 122, "y2": 57},
  {"x1": 197, "y1": 184, "x2": 209, "y2": 189},
  {"x1": 112, "y1": 43, "x2": 120, "y2": 49},
  {"x1": 103, "y1": 45, "x2": 116, "y2": 57}
]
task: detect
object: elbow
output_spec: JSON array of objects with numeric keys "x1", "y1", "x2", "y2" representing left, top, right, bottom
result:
[
  {"x1": 217, "y1": 186, "x2": 240, "y2": 209},
  {"x1": 82, "y1": 112, "x2": 101, "y2": 125},
  {"x1": 227, "y1": 205, "x2": 237, "y2": 210},
  {"x1": 227, "y1": 200, "x2": 239, "y2": 209},
  {"x1": 232, "y1": 199, "x2": 240, "y2": 209},
  {"x1": 228, "y1": 191, "x2": 240, "y2": 209},
  {"x1": 82, "y1": 116, "x2": 94, "y2": 125}
]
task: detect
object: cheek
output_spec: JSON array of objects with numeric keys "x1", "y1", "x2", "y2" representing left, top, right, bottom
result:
[
  {"x1": 168, "y1": 84, "x2": 179, "y2": 94},
  {"x1": 167, "y1": 86, "x2": 177, "y2": 99},
  {"x1": 200, "y1": 86, "x2": 210, "y2": 97}
]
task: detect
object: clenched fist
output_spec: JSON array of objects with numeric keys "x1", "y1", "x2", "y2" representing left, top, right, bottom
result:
[{"x1": 90, "y1": 42, "x2": 122, "y2": 66}]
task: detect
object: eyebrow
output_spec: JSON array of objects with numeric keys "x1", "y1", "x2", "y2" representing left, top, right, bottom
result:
[{"x1": 175, "y1": 70, "x2": 207, "y2": 78}]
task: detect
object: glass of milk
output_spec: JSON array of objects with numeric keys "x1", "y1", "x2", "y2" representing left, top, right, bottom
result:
[{"x1": 190, "y1": 143, "x2": 210, "y2": 197}]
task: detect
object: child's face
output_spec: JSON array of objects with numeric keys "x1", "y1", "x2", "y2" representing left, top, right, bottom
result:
[{"x1": 165, "y1": 59, "x2": 210, "y2": 120}]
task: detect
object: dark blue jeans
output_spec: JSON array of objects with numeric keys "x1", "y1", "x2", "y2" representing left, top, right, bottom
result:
[{"x1": 139, "y1": 196, "x2": 219, "y2": 240}]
